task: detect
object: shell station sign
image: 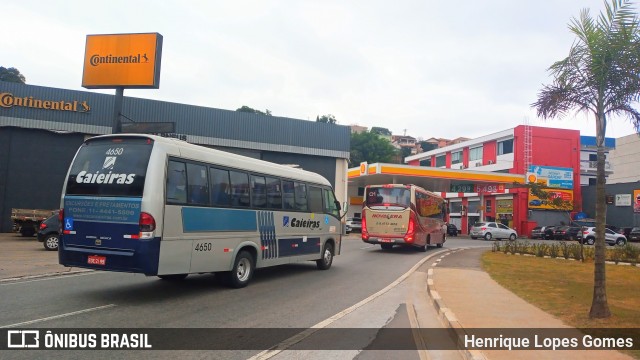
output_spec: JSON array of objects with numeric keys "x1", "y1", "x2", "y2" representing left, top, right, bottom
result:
[{"x1": 526, "y1": 165, "x2": 573, "y2": 190}]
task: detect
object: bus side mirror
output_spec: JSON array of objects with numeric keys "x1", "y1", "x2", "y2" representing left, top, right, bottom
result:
[{"x1": 340, "y1": 201, "x2": 349, "y2": 219}]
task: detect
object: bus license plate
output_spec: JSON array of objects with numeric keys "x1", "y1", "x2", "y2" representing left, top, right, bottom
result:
[
  {"x1": 87, "y1": 255, "x2": 106, "y2": 266},
  {"x1": 379, "y1": 238, "x2": 392, "y2": 243}
]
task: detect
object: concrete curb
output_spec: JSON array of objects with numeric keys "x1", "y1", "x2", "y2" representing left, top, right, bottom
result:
[
  {"x1": 0, "y1": 269, "x2": 94, "y2": 283},
  {"x1": 426, "y1": 248, "x2": 487, "y2": 360}
]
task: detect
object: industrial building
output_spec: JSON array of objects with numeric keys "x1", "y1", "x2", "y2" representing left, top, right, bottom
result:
[{"x1": 0, "y1": 81, "x2": 350, "y2": 232}]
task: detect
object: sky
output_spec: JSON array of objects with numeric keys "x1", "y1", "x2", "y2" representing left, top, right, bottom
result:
[{"x1": 2, "y1": 0, "x2": 639, "y2": 140}]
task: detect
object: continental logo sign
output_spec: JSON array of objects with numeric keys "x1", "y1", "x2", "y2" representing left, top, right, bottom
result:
[
  {"x1": 0, "y1": 93, "x2": 90, "y2": 113},
  {"x1": 82, "y1": 33, "x2": 163, "y2": 89}
]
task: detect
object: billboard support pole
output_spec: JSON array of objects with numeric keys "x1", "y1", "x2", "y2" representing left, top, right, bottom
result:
[{"x1": 112, "y1": 87, "x2": 124, "y2": 134}]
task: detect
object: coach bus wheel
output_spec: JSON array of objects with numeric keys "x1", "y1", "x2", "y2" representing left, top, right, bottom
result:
[
  {"x1": 417, "y1": 237, "x2": 428, "y2": 252},
  {"x1": 225, "y1": 251, "x2": 254, "y2": 288},
  {"x1": 316, "y1": 242, "x2": 334, "y2": 270},
  {"x1": 436, "y1": 236, "x2": 444, "y2": 248},
  {"x1": 158, "y1": 274, "x2": 188, "y2": 281}
]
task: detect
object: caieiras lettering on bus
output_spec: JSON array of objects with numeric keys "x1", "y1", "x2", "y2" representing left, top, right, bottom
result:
[{"x1": 76, "y1": 170, "x2": 135, "y2": 184}]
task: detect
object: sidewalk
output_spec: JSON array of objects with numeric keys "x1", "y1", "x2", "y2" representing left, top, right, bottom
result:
[
  {"x1": 428, "y1": 247, "x2": 632, "y2": 360},
  {"x1": 0, "y1": 232, "x2": 89, "y2": 280}
]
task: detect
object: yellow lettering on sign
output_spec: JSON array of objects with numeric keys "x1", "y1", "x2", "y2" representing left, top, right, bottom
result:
[{"x1": 0, "y1": 93, "x2": 90, "y2": 113}]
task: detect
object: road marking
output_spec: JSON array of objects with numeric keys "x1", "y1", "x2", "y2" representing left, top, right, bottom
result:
[
  {"x1": 0, "y1": 304, "x2": 116, "y2": 328},
  {"x1": 0, "y1": 271, "x2": 100, "y2": 286},
  {"x1": 248, "y1": 248, "x2": 451, "y2": 360}
]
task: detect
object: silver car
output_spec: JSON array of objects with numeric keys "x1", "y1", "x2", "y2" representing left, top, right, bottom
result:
[
  {"x1": 578, "y1": 227, "x2": 627, "y2": 246},
  {"x1": 470, "y1": 222, "x2": 518, "y2": 241}
]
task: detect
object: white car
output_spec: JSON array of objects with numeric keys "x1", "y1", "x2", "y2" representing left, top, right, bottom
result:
[
  {"x1": 346, "y1": 217, "x2": 362, "y2": 233},
  {"x1": 578, "y1": 227, "x2": 627, "y2": 246},
  {"x1": 470, "y1": 222, "x2": 517, "y2": 241}
]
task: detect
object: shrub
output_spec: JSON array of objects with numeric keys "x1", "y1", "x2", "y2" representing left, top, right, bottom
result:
[
  {"x1": 610, "y1": 246, "x2": 625, "y2": 264},
  {"x1": 560, "y1": 242, "x2": 570, "y2": 259},
  {"x1": 519, "y1": 240, "x2": 531, "y2": 255},
  {"x1": 622, "y1": 244, "x2": 640, "y2": 265},
  {"x1": 568, "y1": 243, "x2": 583, "y2": 261},
  {"x1": 582, "y1": 246, "x2": 595, "y2": 261},
  {"x1": 492, "y1": 241, "x2": 501, "y2": 253},
  {"x1": 549, "y1": 243, "x2": 560, "y2": 258},
  {"x1": 537, "y1": 244, "x2": 549, "y2": 257}
]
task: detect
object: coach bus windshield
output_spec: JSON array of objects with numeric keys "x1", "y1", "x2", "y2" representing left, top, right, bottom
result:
[
  {"x1": 365, "y1": 187, "x2": 411, "y2": 208},
  {"x1": 65, "y1": 137, "x2": 153, "y2": 197}
]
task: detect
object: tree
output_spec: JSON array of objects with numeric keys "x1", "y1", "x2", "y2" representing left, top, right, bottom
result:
[
  {"x1": 400, "y1": 147, "x2": 412, "y2": 163},
  {"x1": 0, "y1": 67, "x2": 26, "y2": 84},
  {"x1": 236, "y1": 105, "x2": 272, "y2": 116},
  {"x1": 350, "y1": 131, "x2": 397, "y2": 165},
  {"x1": 316, "y1": 114, "x2": 337, "y2": 124},
  {"x1": 532, "y1": 0, "x2": 640, "y2": 319},
  {"x1": 370, "y1": 127, "x2": 392, "y2": 136}
]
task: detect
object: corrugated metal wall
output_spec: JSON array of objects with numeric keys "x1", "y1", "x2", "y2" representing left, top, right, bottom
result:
[
  {"x1": 0, "y1": 81, "x2": 350, "y2": 158},
  {"x1": 0, "y1": 128, "x2": 86, "y2": 232},
  {"x1": 582, "y1": 184, "x2": 640, "y2": 227}
]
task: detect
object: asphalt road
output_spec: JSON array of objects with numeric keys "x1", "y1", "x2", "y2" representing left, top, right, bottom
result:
[{"x1": 1, "y1": 236, "x2": 491, "y2": 360}]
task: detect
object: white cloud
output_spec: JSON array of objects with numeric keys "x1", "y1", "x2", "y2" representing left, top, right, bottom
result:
[{"x1": 2, "y1": 0, "x2": 637, "y2": 140}]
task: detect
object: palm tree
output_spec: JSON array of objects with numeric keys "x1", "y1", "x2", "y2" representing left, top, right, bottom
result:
[{"x1": 532, "y1": 0, "x2": 640, "y2": 319}]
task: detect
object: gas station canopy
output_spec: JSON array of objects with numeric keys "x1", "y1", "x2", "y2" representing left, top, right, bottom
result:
[{"x1": 348, "y1": 163, "x2": 526, "y2": 194}]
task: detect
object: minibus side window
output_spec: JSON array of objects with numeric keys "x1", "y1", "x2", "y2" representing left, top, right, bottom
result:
[
  {"x1": 229, "y1": 171, "x2": 250, "y2": 207},
  {"x1": 210, "y1": 167, "x2": 231, "y2": 206},
  {"x1": 251, "y1": 175, "x2": 267, "y2": 208},
  {"x1": 167, "y1": 161, "x2": 187, "y2": 204},
  {"x1": 266, "y1": 177, "x2": 282, "y2": 210},
  {"x1": 283, "y1": 180, "x2": 295, "y2": 210},
  {"x1": 187, "y1": 163, "x2": 209, "y2": 206},
  {"x1": 294, "y1": 182, "x2": 308, "y2": 211},
  {"x1": 308, "y1": 186, "x2": 323, "y2": 213}
]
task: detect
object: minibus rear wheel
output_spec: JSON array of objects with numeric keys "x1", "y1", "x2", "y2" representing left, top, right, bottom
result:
[{"x1": 224, "y1": 251, "x2": 255, "y2": 288}]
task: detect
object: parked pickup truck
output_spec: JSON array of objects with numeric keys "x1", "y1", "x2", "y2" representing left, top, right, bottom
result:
[{"x1": 11, "y1": 208, "x2": 57, "y2": 237}]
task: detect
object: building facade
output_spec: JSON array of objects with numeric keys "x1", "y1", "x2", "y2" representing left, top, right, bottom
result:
[
  {"x1": 579, "y1": 135, "x2": 615, "y2": 186},
  {"x1": 402, "y1": 125, "x2": 582, "y2": 235},
  {"x1": 0, "y1": 81, "x2": 350, "y2": 232},
  {"x1": 607, "y1": 133, "x2": 640, "y2": 184}
]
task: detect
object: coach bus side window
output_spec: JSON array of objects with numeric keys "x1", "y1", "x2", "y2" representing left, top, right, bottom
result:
[
  {"x1": 323, "y1": 189, "x2": 340, "y2": 217},
  {"x1": 294, "y1": 182, "x2": 308, "y2": 211},
  {"x1": 266, "y1": 177, "x2": 282, "y2": 209},
  {"x1": 308, "y1": 186, "x2": 323, "y2": 213},
  {"x1": 251, "y1": 175, "x2": 267, "y2": 208},
  {"x1": 187, "y1": 163, "x2": 209, "y2": 206},
  {"x1": 230, "y1": 171, "x2": 250, "y2": 207},
  {"x1": 166, "y1": 161, "x2": 187, "y2": 204},
  {"x1": 415, "y1": 192, "x2": 427, "y2": 217},
  {"x1": 282, "y1": 180, "x2": 295, "y2": 210},
  {"x1": 210, "y1": 167, "x2": 231, "y2": 206}
]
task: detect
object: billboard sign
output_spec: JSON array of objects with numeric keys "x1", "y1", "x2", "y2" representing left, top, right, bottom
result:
[
  {"x1": 527, "y1": 165, "x2": 573, "y2": 189},
  {"x1": 82, "y1": 33, "x2": 163, "y2": 89},
  {"x1": 528, "y1": 189, "x2": 573, "y2": 211}
]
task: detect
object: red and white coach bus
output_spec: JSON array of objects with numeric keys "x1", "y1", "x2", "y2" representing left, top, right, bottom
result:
[{"x1": 361, "y1": 184, "x2": 447, "y2": 251}]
